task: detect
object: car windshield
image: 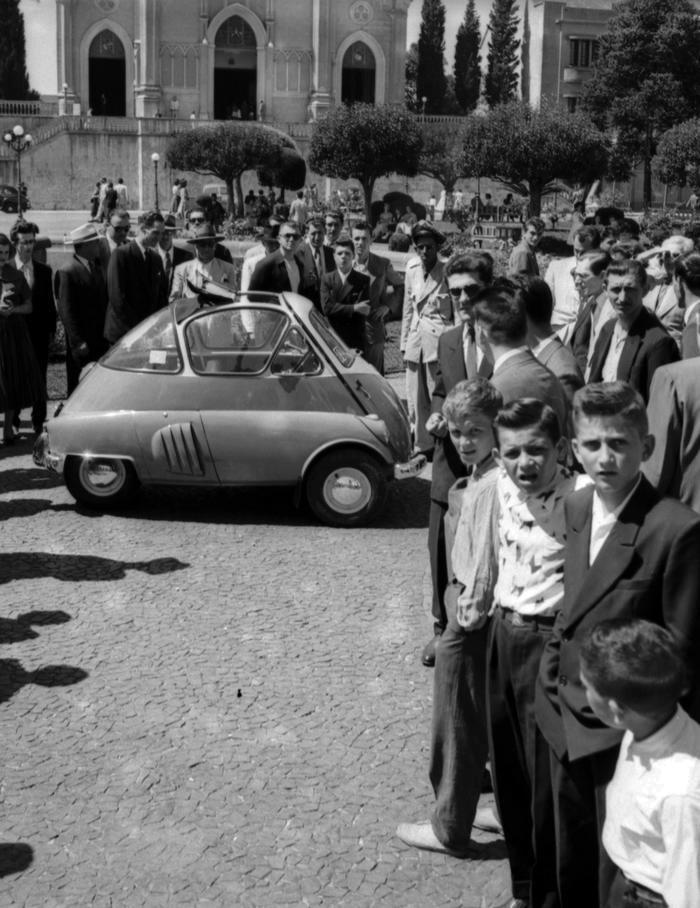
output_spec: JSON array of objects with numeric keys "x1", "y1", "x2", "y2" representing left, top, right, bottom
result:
[
  {"x1": 185, "y1": 307, "x2": 290, "y2": 374},
  {"x1": 102, "y1": 308, "x2": 182, "y2": 373},
  {"x1": 309, "y1": 310, "x2": 355, "y2": 367}
]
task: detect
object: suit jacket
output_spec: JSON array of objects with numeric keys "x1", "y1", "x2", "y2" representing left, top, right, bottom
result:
[
  {"x1": 160, "y1": 245, "x2": 193, "y2": 297},
  {"x1": 430, "y1": 324, "x2": 492, "y2": 503},
  {"x1": 297, "y1": 242, "x2": 336, "y2": 308},
  {"x1": 357, "y1": 251, "x2": 405, "y2": 346},
  {"x1": 320, "y1": 269, "x2": 371, "y2": 350},
  {"x1": 248, "y1": 250, "x2": 309, "y2": 295},
  {"x1": 535, "y1": 336, "x2": 583, "y2": 383},
  {"x1": 569, "y1": 292, "x2": 612, "y2": 375},
  {"x1": 25, "y1": 260, "x2": 57, "y2": 344},
  {"x1": 535, "y1": 477, "x2": 700, "y2": 761},
  {"x1": 491, "y1": 348, "x2": 569, "y2": 437},
  {"x1": 644, "y1": 281, "x2": 683, "y2": 349},
  {"x1": 54, "y1": 255, "x2": 108, "y2": 363},
  {"x1": 401, "y1": 257, "x2": 454, "y2": 363},
  {"x1": 587, "y1": 306, "x2": 680, "y2": 403},
  {"x1": 97, "y1": 235, "x2": 120, "y2": 274},
  {"x1": 643, "y1": 359, "x2": 700, "y2": 514},
  {"x1": 105, "y1": 240, "x2": 167, "y2": 344},
  {"x1": 681, "y1": 306, "x2": 700, "y2": 359},
  {"x1": 169, "y1": 257, "x2": 238, "y2": 302}
]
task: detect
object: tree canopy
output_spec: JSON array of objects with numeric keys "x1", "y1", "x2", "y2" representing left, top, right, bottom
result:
[
  {"x1": 462, "y1": 102, "x2": 609, "y2": 215},
  {"x1": 653, "y1": 119, "x2": 700, "y2": 191},
  {"x1": 309, "y1": 104, "x2": 422, "y2": 221},
  {"x1": 583, "y1": 0, "x2": 700, "y2": 207},
  {"x1": 166, "y1": 123, "x2": 298, "y2": 215},
  {"x1": 416, "y1": 0, "x2": 448, "y2": 114},
  {"x1": 484, "y1": 0, "x2": 519, "y2": 108},
  {"x1": 453, "y1": 0, "x2": 481, "y2": 114},
  {"x1": 0, "y1": 0, "x2": 38, "y2": 99},
  {"x1": 419, "y1": 124, "x2": 466, "y2": 193}
]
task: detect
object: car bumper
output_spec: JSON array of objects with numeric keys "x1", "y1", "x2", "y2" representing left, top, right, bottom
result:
[
  {"x1": 33, "y1": 431, "x2": 64, "y2": 473},
  {"x1": 393, "y1": 453, "x2": 427, "y2": 480}
]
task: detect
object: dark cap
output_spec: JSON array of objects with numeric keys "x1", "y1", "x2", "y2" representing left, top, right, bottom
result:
[
  {"x1": 189, "y1": 223, "x2": 224, "y2": 243},
  {"x1": 411, "y1": 220, "x2": 446, "y2": 246},
  {"x1": 162, "y1": 214, "x2": 180, "y2": 232}
]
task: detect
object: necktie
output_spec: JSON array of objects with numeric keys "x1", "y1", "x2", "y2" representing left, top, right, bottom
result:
[
  {"x1": 315, "y1": 250, "x2": 323, "y2": 279},
  {"x1": 165, "y1": 252, "x2": 172, "y2": 289},
  {"x1": 464, "y1": 329, "x2": 477, "y2": 377}
]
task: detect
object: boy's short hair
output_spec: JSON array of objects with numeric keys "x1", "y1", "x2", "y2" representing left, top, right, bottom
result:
[
  {"x1": 473, "y1": 283, "x2": 527, "y2": 344},
  {"x1": 351, "y1": 220, "x2": 371, "y2": 234},
  {"x1": 517, "y1": 276, "x2": 554, "y2": 326},
  {"x1": 306, "y1": 217, "x2": 324, "y2": 232},
  {"x1": 580, "y1": 618, "x2": 689, "y2": 716},
  {"x1": 493, "y1": 398, "x2": 561, "y2": 446},
  {"x1": 442, "y1": 377, "x2": 503, "y2": 424},
  {"x1": 334, "y1": 236, "x2": 354, "y2": 252},
  {"x1": 604, "y1": 258, "x2": 648, "y2": 290},
  {"x1": 674, "y1": 251, "x2": 700, "y2": 295},
  {"x1": 573, "y1": 225, "x2": 601, "y2": 249},
  {"x1": 445, "y1": 251, "x2": 494, "y2": 285},
  {"x1": 572, "y1": 382, "x2": 648, "y2": 436},
  {"x1": 11, "y1": 220, "x2": 39, "y2": 243}
]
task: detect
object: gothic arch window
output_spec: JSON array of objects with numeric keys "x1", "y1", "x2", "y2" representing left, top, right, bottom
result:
[
  {"x1": 274, "y1": 50, "x2": 312, "y2": 94},
  {"x1": 160, "y1": 45, "x2": 199, "y2": 89},
  {"x1": 341, "y1": 41, "x2": 376, "y2": 105}
]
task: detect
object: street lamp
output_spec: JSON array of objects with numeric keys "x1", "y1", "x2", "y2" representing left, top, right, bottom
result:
[
  {"x1": 421, "y1": 96, "x2": 427, "y2": 119},
  {"x1": 2, "y1": 124, "x2": 33, "y2": 219},
  {"x1": 151, "y1": 152, "x2": 160, "y2": 211}
]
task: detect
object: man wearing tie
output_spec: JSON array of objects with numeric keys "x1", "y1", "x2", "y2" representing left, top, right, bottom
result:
[
  {"x1": 169, "y1": 223, "x2": 238, "y2": 301},
  {"x1": 298, "y1": 217, "x2": 335, "y2": 310},
  {"x1": 422, "y1": 252, "x2": 494, "y2": 666},
  {"x1": 55, "y1": 224, "x2": 109, "y2": 394},
  {"x1": 320, "y1": 237, "x2": 371, "y2": 349},
  {"x1": 157, "y1": 214, "x2": 193, "y2": 298}
]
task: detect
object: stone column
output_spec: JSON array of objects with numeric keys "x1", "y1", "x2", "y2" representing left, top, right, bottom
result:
[
  {"x1": 310, "y1": 0, "x2": 332, "y2": 120},
  {"x1": 56, "y1": 0, "x2": 76, "y2": 105},
  {"x1": 390, "y1": 0, "x2": 411, "y2": 105},
  {"x1": 134, "y1": 0, "x2": 162, "y2": 117}
]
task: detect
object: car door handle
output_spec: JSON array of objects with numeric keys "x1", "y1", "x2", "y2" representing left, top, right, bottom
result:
[{"x1": 355, "y1": 380, "x2": 371, "y2": 401}]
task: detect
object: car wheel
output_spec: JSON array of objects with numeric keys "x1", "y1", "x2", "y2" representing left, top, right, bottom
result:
[
  {"x1": 64, "y1": 456, "x2": 139, "y2": 508},
  {"x1": 305, "y1": 449, "x2": 387, "y2": 527}
]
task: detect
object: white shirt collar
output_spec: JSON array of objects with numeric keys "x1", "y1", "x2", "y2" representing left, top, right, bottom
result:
[
  {"x1": 592, "y1": 474, "x2": 641, "y2": 524},
  {"x1": 493, "y1": 346, "x2": 528, "y2": 373},
  {"x1": 14, "y1": 254, "x2": 32, "y2": 272},
  {"x1": 684, "y1": 297, "x2": 700, "y2": 325}
]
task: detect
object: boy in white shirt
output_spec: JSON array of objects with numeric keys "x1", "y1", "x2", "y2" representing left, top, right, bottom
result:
[{"x1": 580, "y1": 618, "x2": 700, "y2": 908}]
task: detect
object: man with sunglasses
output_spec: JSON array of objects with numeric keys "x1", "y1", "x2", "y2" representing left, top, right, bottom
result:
[
  {"x1": 98, "y1": 210, "x2": 131, "y2": 273},
  {"x1": 186, "y1": 208, "x2": 233, "y2": 264},
  {"x1": 169, "y1": 223, "x2": 238, "y2": 301},
  {"x1": 248, "y1": 221, "x2": 309, "y2": 295}
]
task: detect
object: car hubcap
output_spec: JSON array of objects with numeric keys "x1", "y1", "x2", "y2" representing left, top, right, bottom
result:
[
  {"x1": 322, "y1": 467, "x2": 372, "y2": 514},
  {"x1": 78, "y1": 458, "x2": 127, "y2": 497}
]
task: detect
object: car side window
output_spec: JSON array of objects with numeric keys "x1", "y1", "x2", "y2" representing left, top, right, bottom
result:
[
  {"x1": 269, "y1": 326, "x2": 322, "y2": 375},
  {"x1": 185, "y1": 307, "x2": 288, "y2": 375}
]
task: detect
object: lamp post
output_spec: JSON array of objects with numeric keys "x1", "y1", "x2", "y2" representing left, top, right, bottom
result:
[
  {"x1": 2, "y1": 125, "x2": 33, "y2": 219},
  {"x1": 151, "y1": 152, "x2": 160, "y2": 211},
  {"x1": 421, "y1": 96, "x2": 427, "y2": 120}
]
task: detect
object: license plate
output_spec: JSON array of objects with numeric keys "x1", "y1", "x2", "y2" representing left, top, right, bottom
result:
[{"x1": 394, "y1": 453, "x2": 427, "y2": 479}]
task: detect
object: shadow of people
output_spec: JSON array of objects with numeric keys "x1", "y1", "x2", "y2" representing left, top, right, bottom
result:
[
  {"x1": 0, "y1": 842, "x2": 33, "y2": 878},
  {"x1": 0, "y1": 554, "x2": 189, "y2": 584},
  {"x1": 0, "y1": 659, "x2": 88, "y2": 705},
  {"x1": 0, "y1": 610, "x2": 71, "y2": 645},
  {"x1": 0, "y1": 499, "x2": 61, "y2": 521},
  {"x1": 0, "y1": 466, "x2": 64, "y2": 494}
]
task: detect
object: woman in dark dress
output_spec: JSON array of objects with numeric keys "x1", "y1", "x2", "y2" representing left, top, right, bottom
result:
[{"x1": 0, "y1": 233, "x2": 45, "y2": 444}]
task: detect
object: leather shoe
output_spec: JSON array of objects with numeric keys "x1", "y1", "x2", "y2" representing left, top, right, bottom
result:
[
  {"x1": 421, "y1": 633, "x2": 441, "y2": 667},
  {"x1": 473, "y1": 805, "x2": 503, "y2": 835},
  {"x1": 395, "y1": 821, "x2": 469, "y2": 858}
]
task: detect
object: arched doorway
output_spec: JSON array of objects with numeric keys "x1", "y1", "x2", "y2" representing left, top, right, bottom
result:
[
  {"x1": 214, "y1": 15, "x2": 257, "y2": 120},
  {"x1": 89, "y1": 29, "x2": 126, "y2": 115},
  {"x1": 341, "y1": 42, "x2": 376, "y2": 105}
]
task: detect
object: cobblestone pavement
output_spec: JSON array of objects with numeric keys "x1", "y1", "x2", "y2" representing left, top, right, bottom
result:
[{"x1": 0, "y1": 426, "x2": 510, "y2": 907}]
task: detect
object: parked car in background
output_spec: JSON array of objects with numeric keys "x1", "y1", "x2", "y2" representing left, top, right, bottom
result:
[
  {"x1": 35, "y1": 290, "x2": 421, "y2": 526},
  {"x1": 0, "y1": 184, "x2": 30, "y2": 213}
]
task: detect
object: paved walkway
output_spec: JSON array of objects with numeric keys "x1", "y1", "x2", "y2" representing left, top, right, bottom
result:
[{"x1": 0, "y1": 425, "x2": 510, "y2": 907}]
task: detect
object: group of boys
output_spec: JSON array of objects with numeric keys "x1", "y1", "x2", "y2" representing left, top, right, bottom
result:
[{"x1": 396, "y1": 256, "x2": 700, "y2": 908}]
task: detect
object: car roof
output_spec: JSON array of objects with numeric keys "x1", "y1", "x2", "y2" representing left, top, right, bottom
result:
[{"x1": 170, "y1": 289, "x2": 314, "y2": 323}]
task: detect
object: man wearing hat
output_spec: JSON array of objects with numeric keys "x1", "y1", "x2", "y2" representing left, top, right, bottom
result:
[
  {"x1": 157, "y1": 215, "x2": 193, "y2": 297},
  {"x1": 55, "y1": 224, "x2": 109, "y2": 394},
  {"x1": 170, "y1": 223, "x2": 238, "y2": 301},
  {"x1": 401, "y1": 220, "x2": 455, "y2": 456}
]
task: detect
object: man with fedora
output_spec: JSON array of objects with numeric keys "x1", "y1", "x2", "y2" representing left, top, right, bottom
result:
[
  {"x1": 55, "y1": 223, "x2": 109, "y2": 394},
  {"x1": 170, "y1": 222, "x2": 238, "y2": 300},
  {"x1": 401, "y1": 220, "x2": 455, "y2": 456},
  {"x1": 157, "y1": 214, "x2": 192, "y2": 298},
  {"x1": 105, "y1": 210, "x2": 167, "y2": 344}
]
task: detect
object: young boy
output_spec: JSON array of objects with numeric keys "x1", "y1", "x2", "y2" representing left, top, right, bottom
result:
[
  {"x1": 580, "y1": 618, "x2": 700, "y2": 908},
  {"x1": 535, "y1": 381, "x2": 700, "y2": 908},
  {"x1": 397, "y1": 377, "x2": 502, "y2": 858}
]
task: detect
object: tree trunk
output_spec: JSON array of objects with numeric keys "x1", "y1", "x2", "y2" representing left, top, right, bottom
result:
[
  {"x1": 643, "y1": 155, "x2": 653, "y2": 212},
  {"x1": 225, "y1": 180, "x2": 235, "y2": 217},
  {"x1": 234, "y1": 175, "x2": 244, "y2": 217},
  {"x1": 529, "y1": 184, "x2": 542, "y2": 217},
  {"x1": 362, "y1": 178, "x2": 375, "y2": 224}
]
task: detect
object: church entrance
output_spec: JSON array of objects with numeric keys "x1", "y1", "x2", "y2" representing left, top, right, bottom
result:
[
  {"x1": 213, "y1": 16, "x2": 258, "y2": 120},
  {"x1": 88, "y1": 29, "x2": 126, "y2": 116},
  {"x1": 341, "y1": 42, "x2": 376, "y2": 105}
]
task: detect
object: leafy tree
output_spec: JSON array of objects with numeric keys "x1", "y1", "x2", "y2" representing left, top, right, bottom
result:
[
  {"x1": 0, "y1": 0, "x2": 38, "y2": 99},
  {"x1": 453, "y1": 0, "x2": 481, "y2": 113},
  {"x1": 463, "y1": 102, "x2": 608, "y2": 215},
  {"x1": 309, "y1": 104, "x2": 422, "y2": 221},
  {"x1": 583, "y1": 0, "x2": 700, "y2": 208},
  {"x1": 416, "y1": 0, "x2": 448, "y2": 114},
  {"x1": 166, "y1": 123, "x2": 292, "y2": 215},
  {"x1": 653, "y1": 119, "x2": 700, "y2": 191},
  {"x1": 484, "y1": 0, "x2": 520, "y2": 108},
  {"x1": 405, "y1": 42, "x2": 419, "y2": 112},
  {"x1": 257, "y1": 147, "x2": 307, "y2": 200},
  {"x1": 419, "y1": 124, "x2": 466, "y2": 192}
]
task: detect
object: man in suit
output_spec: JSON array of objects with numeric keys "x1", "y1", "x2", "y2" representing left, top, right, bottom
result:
[
  {"x1": 169, "y1": 223, "x2": 238, "y2": 301},
  {"x1": 351, "y1": 221, "x2": 404, "y2": 374},
  {"x1": 297, "y1": 217, "x2": 335, "y2": 310},
  {"x1": 638, "y1": 235, "x2": 692, "y2": 348},
  {"x1": 521, "y1": 276, "x2": 583, "y2": 382},
  {"x1": 568, "y1": 250, "x2": 614, "y2": 377},
  {"x1": 535, "y1": 382, "x2": 700, "y2": 908},
  {"x1": 672, "y1": 250, "x2": 700, "y2": 358},
  {"x1": 248, "y1": 222, "x2": 308, "y2": 295},
  {"x1": 54, "y1": 223, "x2": 109, "y2": 394},
  {"x1": 324, "y1": 210, "x2": 344, "y2": 249},
  {"x1": 105, "y1": 210, "x2": 167, "y2": 344},
  {"x1": 320, "y1": 238, "x2": 370, "y2": 349},
  {"x1": 544, "y1": 225, "x2": 600, "y2": 333},
  {"x1": 587, "y1": 259, "x2": 679, "y2": 402},
  {"x1": 421, "y1": 251, "x2": 494, "y2": 666},
  {"x1": 98, "y1": 210, "x2": 130, "y2": 273},
  {"x1": 12, "y1": 220, "x2": 56, "y2": 434},
  {"x1": 401, "y1": 221, "x2": 455, "y2": 456},
  {"x1": 157, "y1": 214, "x2": 193, "y2": 298}
]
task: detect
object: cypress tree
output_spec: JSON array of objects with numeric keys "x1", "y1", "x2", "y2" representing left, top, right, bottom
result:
[
  {"x1": 454, "y1": 0, "x2": 481, "y2": 113},
  {"x1": 416, "y1": 0, "x2": 448, "y2": 115},
  {"x1": 0, "y1": 0, "x2": 37, "y2": 99},
  {"x1": 484, "y1": 0, "x2": 520, "y2": 108},
  {"x1": 521, "y1": 0, "x2": 531, "y2": 104}
]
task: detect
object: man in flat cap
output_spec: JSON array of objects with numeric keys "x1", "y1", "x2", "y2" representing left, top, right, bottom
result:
[{"x1": 401, "y1": 220, "x2": 456, "y2": 456}]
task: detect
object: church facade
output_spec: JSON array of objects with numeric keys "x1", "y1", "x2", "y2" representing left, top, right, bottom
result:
[{"x1": 23, "y1": 0, "x2": 412, "y2": 122}]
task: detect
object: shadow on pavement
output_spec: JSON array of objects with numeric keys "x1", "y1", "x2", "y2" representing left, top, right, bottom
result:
[
  {"x1": 0, "y1": 498, "x2": 63, "y2": 520},
  {"x1": 0, "y1": 658, "x2": 88, "y2": 705},
  {"x1": 0, "y1": 843, "x2": 33, "y2": 878},
  {"x1": 0, "y1": 466, "x2": 64, "y2": 493},
  {"x1": 0, "y1": 609, "x2": 71, "y2": 644},
  {"x1": 0, "y1": 553, "x2": 189, "y2": 584}
]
